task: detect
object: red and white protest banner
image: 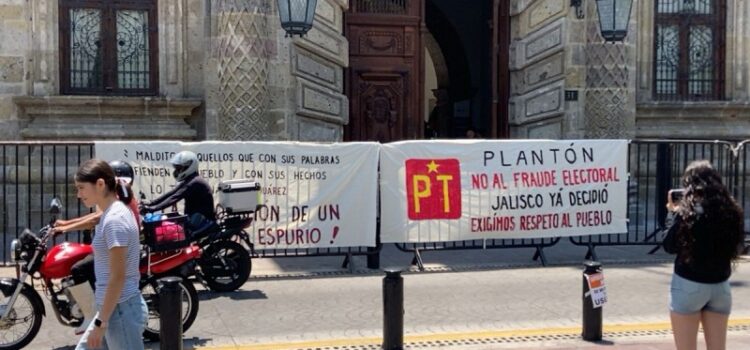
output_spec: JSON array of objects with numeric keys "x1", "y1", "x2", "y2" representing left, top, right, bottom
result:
[
  {"x1": 379, "y1": 140, "x2": 629, "y2": 242},
  {"x1": 95, "y1": 141, "x2": 379, "y2": 249}
]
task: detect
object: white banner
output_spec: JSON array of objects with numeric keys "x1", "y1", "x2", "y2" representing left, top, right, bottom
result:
[
  {"x1": 379, "y1": 140, "x2": 629, "y2": 242},
  {"x1": 95, "y1": 141, "x2": 379, "y2": 249}
]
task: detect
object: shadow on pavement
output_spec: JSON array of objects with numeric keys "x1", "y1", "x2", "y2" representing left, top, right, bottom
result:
[
  {"x1": 584, "y1": 339, "x2": 616, "y2": 346},
  {"x1": 53, "y1": 337, "x2": 213, "y2": 350},
  {"x1": 250, "y1": 241, "x2": 679, "y2": 279},
  {"x1": 52, "y1": 337, "x2": 212, "y2": 350},
  {"x1": 144, "y1": 336, "x2": 213, "y2": 349},
  {"x1": 198, "y1": 289, "x2": 268, "y2": 301}
]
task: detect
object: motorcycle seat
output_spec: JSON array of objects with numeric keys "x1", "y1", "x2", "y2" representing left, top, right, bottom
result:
[{"x1": 188, "y1": 217, "x2": 219, "y2": 240}]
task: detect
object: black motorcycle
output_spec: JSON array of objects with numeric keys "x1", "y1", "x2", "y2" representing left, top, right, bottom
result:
[
  {"x1": 139, "y1": 193, "x2": 253, "y2": 292},
  {"x1": 189, "y1": 211, "x2": 254, "y2": 292}
]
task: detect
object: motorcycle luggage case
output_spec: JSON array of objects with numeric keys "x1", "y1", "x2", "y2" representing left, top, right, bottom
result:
[{"x1": 217, "y1": 179, "x2": 261, "y2": 214}]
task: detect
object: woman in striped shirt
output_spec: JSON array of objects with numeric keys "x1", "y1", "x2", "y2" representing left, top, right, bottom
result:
[
  {"x1": 51, "y1": 160, "x2": 139, "y2": 335},
  {"x1": 74, "y1": 159, "x2": 147, "y2": 350}
]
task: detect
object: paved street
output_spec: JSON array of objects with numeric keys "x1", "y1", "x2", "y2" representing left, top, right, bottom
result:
[{"x1": 9, "y1": 241, "x2": 749, "y2": 349}]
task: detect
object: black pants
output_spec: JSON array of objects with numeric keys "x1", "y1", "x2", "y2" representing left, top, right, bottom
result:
[{"x1": 71, "y1": 254, "x2": 95, "y2": 289}]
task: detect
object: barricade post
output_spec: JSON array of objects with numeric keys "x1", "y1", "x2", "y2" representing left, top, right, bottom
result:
[
  {"x1": 383, "y1": 268, "x2": 404, "y2": 350},
  {"x1": 159, "y1": 276, "x2": 183, "y2": 350},
  {"x1": 582, "y1": 261, "x2": 603, "y2": 341}
]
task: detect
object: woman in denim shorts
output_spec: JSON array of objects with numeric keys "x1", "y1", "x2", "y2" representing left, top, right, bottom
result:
[
  {"x1": 73, "y1": 159, "x2": 147, "y2": 350},
  {"x1": 663, "y1": 160, "x2": 745, "y2": 350}
]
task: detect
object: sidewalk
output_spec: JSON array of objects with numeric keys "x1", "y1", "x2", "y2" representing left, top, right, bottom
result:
[
  {"x1": 6, "y1": 241, "x2": 750, "y2": 349},
  {"x1": 186, "y1": 322, "x2": 750, "y2": 349}
]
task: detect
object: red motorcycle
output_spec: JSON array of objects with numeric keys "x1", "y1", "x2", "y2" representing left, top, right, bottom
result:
[{"x1": 0, "y1": 199, "x2": 200, "y2": 350}]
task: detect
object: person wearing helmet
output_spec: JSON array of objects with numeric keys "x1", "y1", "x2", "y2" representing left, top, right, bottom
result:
[
  {"x1": 140, "y1": 150, "x2": 215, "y2": 221},
  {"x1": 108, "y1": 160, "x2": 140, "y2": 222},
  {"x1": 109, "y1": 160, "x2": 134, "y2": 185},
  {"x1": 50, "y1": 160, "x2": 141, "y2": 336},
  {"x1": 54, "y1": 160, "x2": 139, "y2": 234}
]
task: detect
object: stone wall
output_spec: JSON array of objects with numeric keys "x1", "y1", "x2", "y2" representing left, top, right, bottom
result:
[
  {"x1": 635, "y1": 0, "x2": 750, "y2": 140},
  {"x1": 581, "y1": 0, "x2": 636, "y2": 139},
  {"x1": 0, "y1": 0, "x2": 28, "y2": 139},
  {"x1": 0, "y1": 0, "x2": 205, "y2": 140},
  {"x1": 509, "y1": 0, "x2": 573, "y2": 139},
  {"x1": 204, "y1": 0, "x2": 349, "y2": 141},
  {"x1": 0, "y1": 0, "x2": 350, "y2": 142},
  {"x1": 509, "y1": 0, "x2": 637, "y2": 139}
]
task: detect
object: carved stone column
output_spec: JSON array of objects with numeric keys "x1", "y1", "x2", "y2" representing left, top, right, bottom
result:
[
  {"x1": 583, "y1": 0, "x2": 637, "y2": 138},
  {"x1": 217, "y1": 0, "x2": 271, "y2": 140}
]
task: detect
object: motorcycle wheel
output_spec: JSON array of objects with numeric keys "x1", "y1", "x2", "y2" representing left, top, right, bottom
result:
[
  {"x1": 141, "y1": 277, "x2": 199, "y2": 341},
  {"x1": 0, "y1": 286, "x2": 43, "y2": 350},
  {"x1": 200, "y1": 240, "x2": 251, "y2": 292}
]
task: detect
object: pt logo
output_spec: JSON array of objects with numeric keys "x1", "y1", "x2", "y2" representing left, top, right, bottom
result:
[{"x1": 405, "y1": 159, "x2": 461, "y2": 220}]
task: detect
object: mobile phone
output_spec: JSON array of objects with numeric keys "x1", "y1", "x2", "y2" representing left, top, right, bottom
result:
[{"x1": 670, "y1": 189, "x2": 685, "y2": 202}]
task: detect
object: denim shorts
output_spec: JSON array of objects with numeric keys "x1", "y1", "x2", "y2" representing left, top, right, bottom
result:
[
  {"x1": 76, "y1": 294, "x2": 148, "y2": 350},
  {"x1": 669, "y1": 273, "x2": 732, "y2": 315}
]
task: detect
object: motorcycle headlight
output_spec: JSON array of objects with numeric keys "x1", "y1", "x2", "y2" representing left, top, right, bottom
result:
[{"x1": 9, "y1": 239, "x2": 19, "y2": 263}]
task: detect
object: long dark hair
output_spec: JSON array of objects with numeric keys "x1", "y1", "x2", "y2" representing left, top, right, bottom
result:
[
  {"x1": 674, "y1": 160, "x2": 744, "y2": 265},
  {"x1": 75, "y1": 159, "x2": 133, "y2": 205}
]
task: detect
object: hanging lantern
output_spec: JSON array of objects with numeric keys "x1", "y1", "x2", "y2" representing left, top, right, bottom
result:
[
  {"x1": 595, "y1": 0, "x2": 634, "y2": 42},
  {"x1": 277, "y1": 0, "x2": 318, "y2": 38}
]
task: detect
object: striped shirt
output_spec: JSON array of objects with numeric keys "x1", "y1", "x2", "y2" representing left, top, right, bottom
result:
[{"x1": 93, "y1": 200, "x2": 141, "y2": 305}]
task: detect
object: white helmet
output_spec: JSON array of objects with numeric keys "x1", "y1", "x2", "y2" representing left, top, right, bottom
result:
[{"x1": 170, "y1": 151, "x2": 199, "y2": 182}]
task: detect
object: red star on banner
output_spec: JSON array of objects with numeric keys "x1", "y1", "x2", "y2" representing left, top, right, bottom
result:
[{"x1": 405, "y1": 159, "x2": 462, "y2": 220}]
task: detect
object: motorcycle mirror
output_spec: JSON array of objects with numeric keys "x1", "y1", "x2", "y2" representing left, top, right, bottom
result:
[{"x1": 49, "y1": 197, "x2": 62, "y2": 215}]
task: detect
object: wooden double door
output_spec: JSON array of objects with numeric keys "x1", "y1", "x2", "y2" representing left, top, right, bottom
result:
[{"x1": 344, "y1": 0, "x2": 509, "y2": 142}]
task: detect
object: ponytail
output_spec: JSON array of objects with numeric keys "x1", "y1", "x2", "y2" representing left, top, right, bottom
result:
[{"x1": 115, "y1": 178, "x2": 134, "y2": 205}]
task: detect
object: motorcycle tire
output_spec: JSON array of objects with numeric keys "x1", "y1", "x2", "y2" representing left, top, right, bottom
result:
[
  {"x1": 0, "y1": 285, "x2": 43, "y2": 350},
  {"x1": 200, "y1": 240, "x2": 251, "y2": 292},
  {"x1": 141, "y1": 277, "x2": 199, "y2": 341}
]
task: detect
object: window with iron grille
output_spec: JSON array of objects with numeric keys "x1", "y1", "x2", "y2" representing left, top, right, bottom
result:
[
  {"x1": 654, "y1": 0, "x2": 726, "y2": 101},
  {"x1": 59, "y1": 0, "x2": 158, "y2": 95}
]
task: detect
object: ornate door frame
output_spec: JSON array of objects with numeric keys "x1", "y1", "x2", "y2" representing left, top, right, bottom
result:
[
  {"x1": 344, "y1": 0, "x2": 424, "y2": 142},
  {"x1": 344, "y1": 0, "x2": 509, "y2": 140},
  {"x1": 493, "y1": 0, "x2": 511, "y2": 138}
]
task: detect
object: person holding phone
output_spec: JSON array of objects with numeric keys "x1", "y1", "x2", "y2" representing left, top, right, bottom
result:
[
  {"x1": 663, "y1": 160, "x2": 745, "y2": 350},
  {"x1": 670, "y1": 188, "x2": 685, "y2": 203}
]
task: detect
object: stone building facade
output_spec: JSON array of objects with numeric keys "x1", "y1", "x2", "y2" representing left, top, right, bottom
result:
[
  {"x1": 0, "y1": 0, "x2": 748, "y2": 142},
  {"x1": 0, "y1": 0, "x2": 348, "y2": 141},
  {"x1": 511, "y1": 0, "x2": 750, "y2": 140}
]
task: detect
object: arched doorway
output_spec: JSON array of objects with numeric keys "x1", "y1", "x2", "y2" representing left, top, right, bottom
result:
[
  {"x1": 344, "y1": 0, "x2": 509, "y2": 142},
  {"x1": 423, "y1": 0, "x2": 476, "y2": 138}
]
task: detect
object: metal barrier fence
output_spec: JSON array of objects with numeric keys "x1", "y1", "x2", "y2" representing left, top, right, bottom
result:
[
  {"x1": 734, "y1": 140, "x2": 750, "y2": 250},
  {"x1": 0, "y1": 142, "x2": 95, "y2": 262},
  {"x1": 0, "y1": 142, "x2": 378, "y2": 267},
  {"x1": 395, "y1": 238, "x2": 560, "y2": 268},
  {"x1": 570, "y1": 139, "x2": 744, "y2": 260},
  {"x1": 1, "y1": 140, "x2": 748, "y2": 266}
]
